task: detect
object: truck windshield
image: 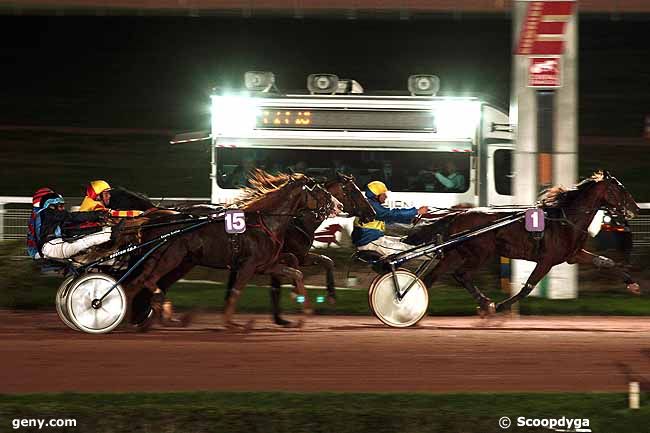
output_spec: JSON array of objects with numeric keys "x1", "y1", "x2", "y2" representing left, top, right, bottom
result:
[{"x1": 216, "y1": 147, "x2": 470, "y2": 193}]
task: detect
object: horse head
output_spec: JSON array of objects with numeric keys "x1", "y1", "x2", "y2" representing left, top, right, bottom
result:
[
  {"x1": 600, "y1": 172, "x2": 640, "y2": 220},
  {"x1": 242, "y1": 170, "x2": 341, "y2": 218},
  {"x1": 299, "y1": 175, "x2": 343, "y2": 219},
  {"x1": 324, "y1": 173, "x2": 376, "y2": 223}
]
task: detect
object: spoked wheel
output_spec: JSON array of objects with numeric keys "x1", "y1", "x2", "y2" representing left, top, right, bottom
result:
[
  {"x1": 66, "y1": 273, "x2": 127, "y2": 334},
  {"x1": 368, "y1": 269, "x2": 429, "y2": 328},
  {"x1": 55, "y1": 276, "x2": 79, "y2": 331}
]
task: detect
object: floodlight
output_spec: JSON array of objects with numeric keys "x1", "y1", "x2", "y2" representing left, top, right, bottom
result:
[
  {"x1": 211, "y1": 94, "x2": 260, "y2": 135},
  {"x1": 408, "y1": 75, "x2": 440, "y2": 96},
  {"x1": 433, "y1": 100, "x2": 480, "y2": 138},
  {"x1": 244, "y1": 71, "x2": 275, "y2": 92},
  {"x1": 307, "y1": 74, "x2": 339, "y2": 94}
]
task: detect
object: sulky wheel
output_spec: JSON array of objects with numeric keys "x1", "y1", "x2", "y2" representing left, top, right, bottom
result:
[
  {"x1": 55, "y1": 275, "x2": 79, "y2": 331},
  {"x1": 65, "y1": 273, "x2": 127, "y2": 334},
  {"x1": 368, "y1": 269, "x2": 429, "y2": 328}
]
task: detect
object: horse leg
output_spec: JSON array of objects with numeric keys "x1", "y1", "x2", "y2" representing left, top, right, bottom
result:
[
  {"x1": 270, "y1": 275, "x2": 291, "y2": 326},
  {"x1": 224, "y1": 269, "x2": 238, "y2": 302},
  {"x1": 223, "y1": 261, "x2": 257, "y2": 329},
  {"x1": 567, "y1": 249, "x2": 640, "y2": 295},
  {"x1": 452, "y1": 271, "x2": 496, "y2": 316},
  {"x1": 302, "y1": 252, "x2": 337, "y2": 304},
  {"x1": 420, "y1": 250, "x2": 464, "y2": 289},
  {"x1": 495, "y1": 261, "x2": 553, "y2": 313},
  {"x1": 155, "y1": 260, "x2": 195, "y2": 326},
  {"x1": 127, "y1": 245, "x2": 189, "y2": 326},
  {"x1": 267, "y1": 262, "x2": 311, "y2": 323}
]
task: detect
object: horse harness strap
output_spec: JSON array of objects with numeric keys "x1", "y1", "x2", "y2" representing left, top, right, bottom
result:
[
  {"x1": 247, "y1": 212, "x2": 284, "y2": 268},
  {"x1": 290, "y1": 217, "x2": 313, "y2": 244}
]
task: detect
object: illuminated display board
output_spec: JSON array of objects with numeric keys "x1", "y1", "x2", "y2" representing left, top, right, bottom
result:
[{"x1": 257, "y1": 109, "x2": 436, "y2": 131}]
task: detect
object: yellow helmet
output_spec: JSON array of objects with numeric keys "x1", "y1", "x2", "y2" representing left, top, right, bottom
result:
[
  {"x1": 86, "y1": 180, "x2": 111, "y2": 200},
  {"x1": 367, "y1": 181, "x2": 388, "y2": 197}
]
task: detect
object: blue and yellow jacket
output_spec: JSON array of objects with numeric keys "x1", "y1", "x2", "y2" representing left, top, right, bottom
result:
[{"x1": 351, "y1": 189, "x2": 418, "y2": 247}]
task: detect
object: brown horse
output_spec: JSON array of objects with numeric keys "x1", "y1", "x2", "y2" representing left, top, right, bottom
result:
[
  {"x1": 404, "y1": 171, "x2": 641, "y2": 314},
  {"x1": 122, "y1": 171, "x2": 341, "y2": 328},
  {"x1": 226, "y1": 173, "x2": 376, "y2": 326},
  {"x1": 135, "y1": 173, "x2": 375, "y2": 327}
]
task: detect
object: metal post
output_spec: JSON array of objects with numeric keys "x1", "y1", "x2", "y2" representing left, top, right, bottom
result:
[
  {"x1": 547, "y1": 2, "x2": 578, "y2": 299},
  {"x1": 0, "y1": 203, "x2": 4, "y2": 241},
  {"x1": 511, "y1": 0, "x2": 578, "y2": 300},
  {"x1": 629, "y1": 382, "x2": 640, "y2": 409}
]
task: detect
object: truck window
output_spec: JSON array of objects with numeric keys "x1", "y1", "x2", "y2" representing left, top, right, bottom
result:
[
  {"x1": 494, "y1": 149, "x2": 513, "y2": 196},
  {"x1": 216, "y1": 148, "x2": 470, "y2": 193}
]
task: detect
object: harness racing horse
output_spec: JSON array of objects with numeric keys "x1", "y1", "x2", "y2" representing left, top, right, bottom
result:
[
  {"x1": 403, "y1": 171, "x2": 641, "y2": 315},
  {"x1": 225, "y1": 173, "x2": 376, "y2": 326},
  {"x1": 122, "y1": 171, "x2": 342, "y2": 328}
]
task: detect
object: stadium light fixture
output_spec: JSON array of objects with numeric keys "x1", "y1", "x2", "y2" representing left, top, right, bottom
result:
[
  {"x1": 433, "y1": 100, "x2": 481, "y2": 138},
  {"x1": 211, "y1": 94, "x2": 260, "y2": 136}
]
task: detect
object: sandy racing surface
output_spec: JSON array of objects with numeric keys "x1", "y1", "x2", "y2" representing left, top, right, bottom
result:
[{"x1": 1, "y1": 310, "x2": 649, "y2": 394}]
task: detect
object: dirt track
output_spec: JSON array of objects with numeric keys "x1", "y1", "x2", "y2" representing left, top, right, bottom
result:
[{"x1": 1, "y1": 311, "x2": 649, "y2": 394}]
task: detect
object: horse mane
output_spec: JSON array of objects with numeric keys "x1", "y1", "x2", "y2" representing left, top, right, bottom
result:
[
  {"x1": 538, "y1": 171, "x2": 605, "y2": 208},
  {"x1": 233, "y1": 169, "x2": 304, "y2": 212}
]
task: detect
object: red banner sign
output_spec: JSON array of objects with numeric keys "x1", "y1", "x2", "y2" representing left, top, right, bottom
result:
[
  {"x1": 528, "y1": 57, "x2": 561, "y2": 88},
  {"x1": 516, "y1": 1, "x2": 575, "y2": 55}
]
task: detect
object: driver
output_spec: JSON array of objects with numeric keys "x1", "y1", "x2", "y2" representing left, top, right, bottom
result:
[
  {"x1": 352, "y1": 181, "x2": 428, "y2": 257},
  {"x1": 36, "y1": 192, "x2": 111, "y2": 260}
]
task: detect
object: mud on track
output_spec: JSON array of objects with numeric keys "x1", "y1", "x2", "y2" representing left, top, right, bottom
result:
[{"x1": 1, "y1": 311, "x2": 649, "y2": 394}]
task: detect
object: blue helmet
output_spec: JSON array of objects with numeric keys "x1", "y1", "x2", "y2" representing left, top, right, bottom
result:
[{"x1": 40, "y1": 193, "x2": 65, "y2": 210}]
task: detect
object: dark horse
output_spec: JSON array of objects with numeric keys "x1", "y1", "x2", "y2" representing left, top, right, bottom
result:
[
  {"x1": 130, "y1": 173, "x2": 375, "y2": 327},
  {"x1": 225, "y1": 173, "x2": 376, "y2": 326},
  {"x1": 403, "y1": 171, "x2": 641, "y2": 314},
  {"x1": 122, "y1": 171, "x2": 341, "y2": 327}
]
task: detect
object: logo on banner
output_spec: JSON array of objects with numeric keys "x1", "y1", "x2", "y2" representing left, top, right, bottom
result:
[{"x1": 528, "y1": 57, "x2": 561, "y2": 88}]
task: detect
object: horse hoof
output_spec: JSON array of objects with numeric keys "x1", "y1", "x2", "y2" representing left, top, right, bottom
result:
[
  {"x1": 327, "y1": 294, "x2": 337, "y2": 305},
  {"x1": 160, "y1": 316, "x2": 189, "y2": 328},
  {"x1": 274, "y1": 317, "x2": 292, "y2": 327},
  {"x1": 476, "y1": 302, "x2": 496, "y2": 318},
  {"x1": 181, "y1": 312, "x2": 193, "y2": 327},
  {"x1": 626, "y1": 282, "x2": 641, "y2": 296},
  {"x1": 303, "y1": 308, "x2": 314, "y2": 315}
]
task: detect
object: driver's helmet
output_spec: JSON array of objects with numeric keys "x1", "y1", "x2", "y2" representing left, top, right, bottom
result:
[
  {"x1": 86, "y1": 180, "x2": 111, "y2": 200},
  {"x1": 366, "y1": 181, "x2": 388, "y2": 197},
  {"x1": 40, "y1": 193, "x2": 65, "y2": 210}
]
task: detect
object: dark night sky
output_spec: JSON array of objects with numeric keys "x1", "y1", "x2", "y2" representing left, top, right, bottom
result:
[{"x1": 0, "y1": 15, "x2": 649, "y2": 135}]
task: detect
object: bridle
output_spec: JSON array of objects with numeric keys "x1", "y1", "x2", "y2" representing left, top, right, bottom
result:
[
  {"x1": 301, "y1": 178, "x2": 336, "y2": 220},
  {"x1": 326, "y1": 177, "x2": 359, "y2": 218},
  {"x1": 602, "y1": 177, "x2": 632, "y2": 220}
]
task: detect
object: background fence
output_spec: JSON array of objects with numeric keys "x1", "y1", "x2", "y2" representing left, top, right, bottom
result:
[
  {"x1": 2, "y1": 196, "x2": 650, "y2": 259},
  {"x1": 0, "y1": 196, "x2": 210, "y2": 241}
]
